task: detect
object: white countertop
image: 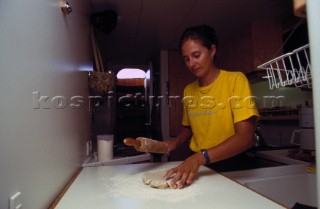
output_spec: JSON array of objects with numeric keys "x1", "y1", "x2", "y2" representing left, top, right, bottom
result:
[
  {"x1": 221, "y1": 150, "x2": 316, "y2": 208},
  {"x1": 55, "y1": 162, "x2": 286, "y2": 209},
  {"x1": 255, "y1": 149, "x2": 309, "y2": 165},
  {"x1": 222, "y1": 149, "x2": 311, "y2": 184}
]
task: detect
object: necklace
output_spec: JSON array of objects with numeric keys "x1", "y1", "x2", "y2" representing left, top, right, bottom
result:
[{"x1": 199, "y1": 69, "x2": 220, "y2": 94}]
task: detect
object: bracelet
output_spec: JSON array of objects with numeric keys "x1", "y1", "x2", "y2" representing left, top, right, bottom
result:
[{"x1": 200, "y1": 149, "x2": 210, "y2": 165}]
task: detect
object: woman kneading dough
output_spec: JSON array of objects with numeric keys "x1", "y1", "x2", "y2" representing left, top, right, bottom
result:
[{"x1": 124, "y1": 24, "x2": 259, "y2": 189}]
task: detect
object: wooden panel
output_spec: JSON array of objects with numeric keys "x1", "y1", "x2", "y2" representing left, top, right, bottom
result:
[
  {"x1": 168, "y1": 51, "x2": 194, "y2": 136},
  {"x1": 217, "y1": 19, "x2": 283, "y2": 75},
  {"x1": 251, "y1": 19, "x2": 284, "y2": 69},
  {"x1": 48, "y1": 168, "x2": 83, "y2": 209},
  {"x1": 116, "y1": 78, "x2": 144, "y2": 86},
  {"x1": 216, "y1": 26, "x2": 253, "y2": 73}
]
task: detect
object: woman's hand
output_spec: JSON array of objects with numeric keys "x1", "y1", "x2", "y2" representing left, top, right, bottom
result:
[{"x1": 163, "y1": 153, "x2": 205, "y2": 189}]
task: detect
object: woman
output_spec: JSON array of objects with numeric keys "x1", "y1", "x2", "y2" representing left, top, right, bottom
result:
[{"x1": 162, "y1": 24, "x2": 259, "y2": 188}]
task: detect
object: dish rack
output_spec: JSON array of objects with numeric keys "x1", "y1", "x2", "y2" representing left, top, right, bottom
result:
[{"x1": 257, "y1": 44, "x2": 312, "y2": 89}]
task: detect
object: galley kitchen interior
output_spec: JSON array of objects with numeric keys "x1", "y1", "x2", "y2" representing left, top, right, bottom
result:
[{"x1": 0, "y1": 0, "x2": 319, "y2": 209}]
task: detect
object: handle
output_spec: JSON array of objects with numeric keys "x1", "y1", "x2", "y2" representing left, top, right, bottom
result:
[
  {"x1": 124, "y1": 137, "x2": 168, "y2": 153},
  {"x1": 290, "y1": 129, "x2": 300, "y2": 145},
  {"x1": 123, "y1": 138, "x2": 141, "y2": 147},
  {"x1": 166, "y1": 81, "x2": 170, "y2": 105}
]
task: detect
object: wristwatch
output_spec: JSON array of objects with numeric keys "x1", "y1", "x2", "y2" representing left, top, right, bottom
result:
[{"x1": 200, "y1": 149, "x2": 210, "y2": 165}]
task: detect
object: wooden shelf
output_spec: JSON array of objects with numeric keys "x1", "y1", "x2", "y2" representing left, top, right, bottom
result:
[
  {"x1": 258, "y1": 108, "x2": 300, "y2": 121},
  {"x1": 259, "y1": 115, "x2": 299, "y2": 121}
]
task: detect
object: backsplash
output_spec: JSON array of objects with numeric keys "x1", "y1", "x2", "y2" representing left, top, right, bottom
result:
[
  {"x1": 251, "y1": 80, "x2": 312, "y2": 147},
  {"x1": 251, "y1": 80, "x2": 313, "y2": 109}
]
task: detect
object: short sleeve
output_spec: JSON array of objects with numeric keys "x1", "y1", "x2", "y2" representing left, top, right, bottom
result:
[{"x1": 230, "y1": 73, "x2": 259, "y2": 123}]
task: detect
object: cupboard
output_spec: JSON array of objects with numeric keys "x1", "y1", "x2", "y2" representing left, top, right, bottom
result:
[{"x1": 217, "y1": 19, "x2": 284, "y2": 74}]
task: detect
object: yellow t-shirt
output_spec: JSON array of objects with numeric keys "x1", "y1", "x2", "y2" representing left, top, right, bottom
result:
[{"x1": 182, "y1": 70, "x2": 259, "y2": 152}]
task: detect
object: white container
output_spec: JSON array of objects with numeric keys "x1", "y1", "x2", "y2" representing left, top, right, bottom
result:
[
  {"x1": 299, "y1": 107, "x2": 314, "y2": 128},
  {"x1": 293, "y1": 107, "x2": 316, "y2": 150},
  {"x1": 97, "y1": 135, "x2": 114, "y2": 162},
  {"x1": 291, "y1": 129, "x2": 315, "y2": 151}
]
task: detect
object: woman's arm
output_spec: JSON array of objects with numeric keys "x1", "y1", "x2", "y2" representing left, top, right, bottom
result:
[
  {"x1": 165, "y1": 126, "x2": 193, "y2": 152},
  {"x1": 206, "y1": 116, "x2": 255, "y2": 163},
  {"x1": 164, "y1": 116, "x2": 256, "y2": 188}
]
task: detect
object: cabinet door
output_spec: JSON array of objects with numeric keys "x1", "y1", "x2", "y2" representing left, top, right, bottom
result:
[
  {"x1": 251, "y1": 19, "x2": 283, "y2": 69},
  {"x1": 216, "y1": 26, "x2": 253, "y2": 73},
  {"x1": 216, "y1": 19, "x2": 283, "y2": 74},
  {"x1": 168, "y1": 51, "x2": 194, "y2": 136}
]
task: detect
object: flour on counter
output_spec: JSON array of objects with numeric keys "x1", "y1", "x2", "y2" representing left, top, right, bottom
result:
[{"x1": 106, "y1": 171, "x2": 201, "y2": 202}]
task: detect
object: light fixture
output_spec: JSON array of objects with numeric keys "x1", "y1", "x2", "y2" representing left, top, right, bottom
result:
[
  {"x1": 117, "y1": 68, "x2": 146, "y2": 79},
  {"x1": 60, "y1": 0, "x2": 72, "y2": 15}
]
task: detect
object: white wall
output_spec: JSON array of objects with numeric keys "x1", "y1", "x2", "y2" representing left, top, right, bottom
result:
[{"x1": 0, "y1": 1, "x2": 92, "y2": 209}]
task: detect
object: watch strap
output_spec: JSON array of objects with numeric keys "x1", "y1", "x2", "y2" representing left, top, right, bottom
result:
[{"x1": 200, "y1": 149, "x2": 210, "y2": 165}]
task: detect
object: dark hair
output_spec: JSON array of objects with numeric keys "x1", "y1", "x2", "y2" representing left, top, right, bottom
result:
[{"x1": 178, "y1": 24, "x2": 218, "y2": 52}]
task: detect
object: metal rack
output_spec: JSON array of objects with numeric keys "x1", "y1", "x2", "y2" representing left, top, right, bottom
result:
[{"x1": 257, "y1": 44, "x2": 312, "y2": 89}]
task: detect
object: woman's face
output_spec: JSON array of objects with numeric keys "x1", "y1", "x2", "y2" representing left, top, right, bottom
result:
[{"x1": 181, "y1": 38, "x2": 216, "y2": 78}]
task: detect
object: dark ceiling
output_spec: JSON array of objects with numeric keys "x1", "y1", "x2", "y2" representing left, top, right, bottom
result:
[{"x1": 91, "y1": 0, "x2": 293, "y2": 65}]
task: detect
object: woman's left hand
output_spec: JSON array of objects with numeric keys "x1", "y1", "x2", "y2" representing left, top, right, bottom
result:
[{"x1": 163, "y1": 153, "x2": 205, "y2": 189}]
